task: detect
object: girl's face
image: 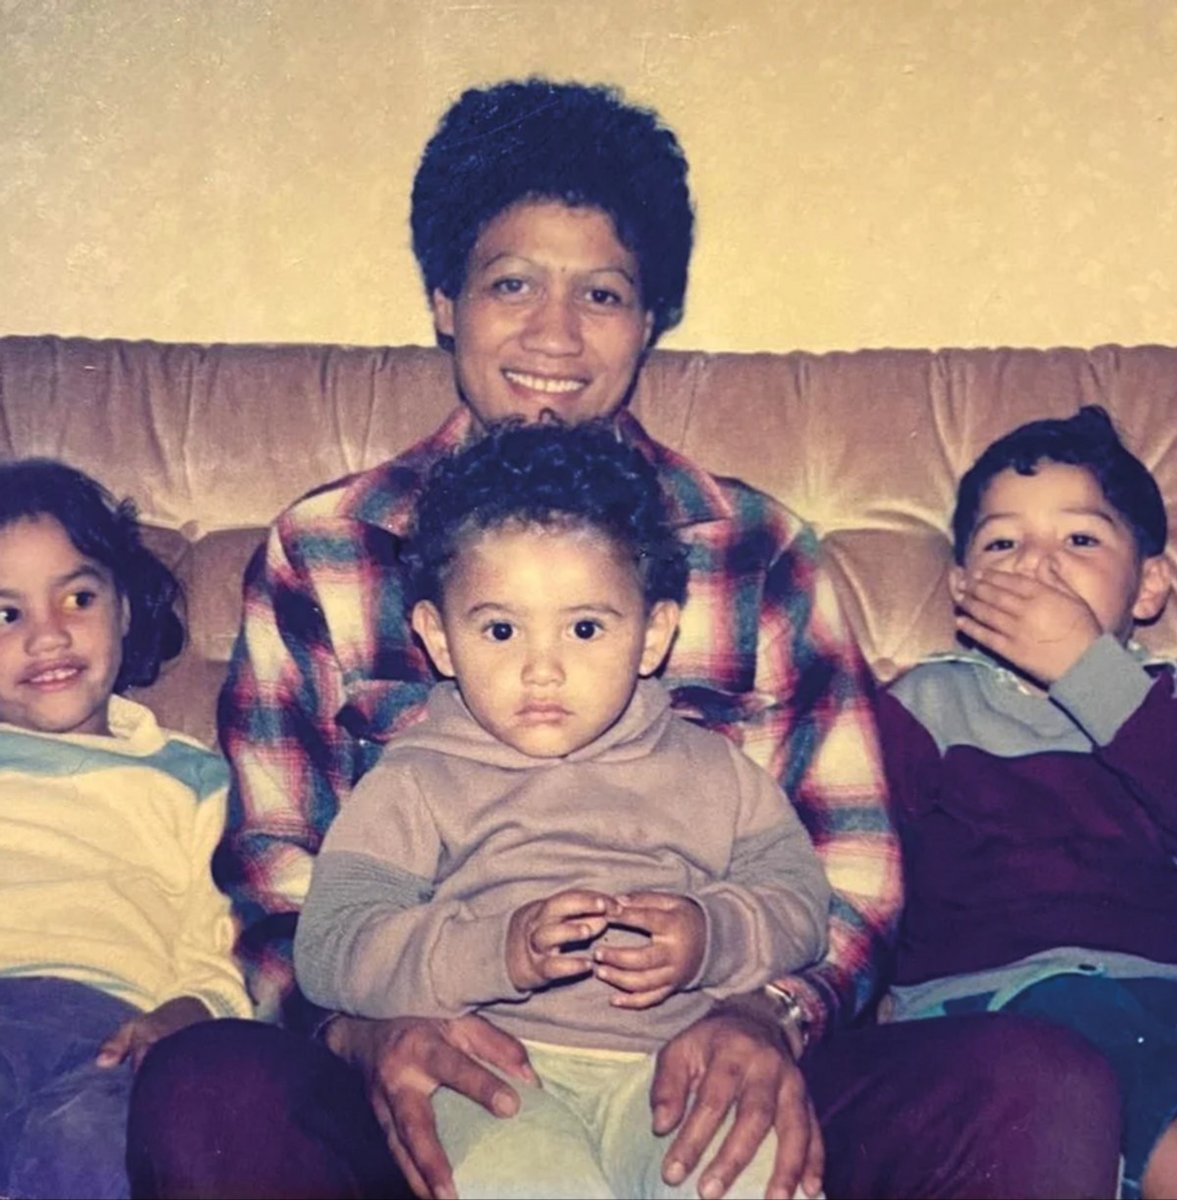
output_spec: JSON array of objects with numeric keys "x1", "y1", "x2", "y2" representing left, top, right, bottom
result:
[{"x1": 0, "y1": 516, "x2": 129, "y2": 736}]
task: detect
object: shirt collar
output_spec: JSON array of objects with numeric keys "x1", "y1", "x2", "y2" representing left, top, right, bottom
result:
[
  {"x1": 405, "y1": 407, "x2": 733, "y2": 532},
  {"x1": 923, "y1": 637, "x2": 1164, "y2": 695},
  {"x1": 614, "y1": 410, "x2": 733, "y2": 529}
]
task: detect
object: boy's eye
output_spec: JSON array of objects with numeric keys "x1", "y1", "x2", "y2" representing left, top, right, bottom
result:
[
  {"x1": 980, "y1": 537, "x2": 1015, "y2": 553},
  {"x1": 572, "y1": 619, "x2": 603, "y2": 640},
  {"x1": 1068, "y1": 533, "x2": 1099, "y2": 548},
  {"x1": 484, "y1": 621, "x2": 514, "y2": 642},
  {"x1": 0, "y1": 605, "x2": 19, "y2": 626}
]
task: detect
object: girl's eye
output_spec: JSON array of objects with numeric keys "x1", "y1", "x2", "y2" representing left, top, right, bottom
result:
[
  {"x1": 64, "y1": 589, "x2": 98, "y2": 611},
  {"x1": 572, "y1": 619, "x2": 603, "y2": 640},
  {"x1": 0, "y1": 605, "x2": 20, "y2": 627},
  {"x1": 485, "y1": 621, "x2": 514, "y2": 642}
]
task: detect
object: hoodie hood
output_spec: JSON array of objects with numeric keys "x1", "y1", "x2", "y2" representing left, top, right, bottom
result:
[{"x1": 388, "y1": 678, "x2": 674, "y2": 769}]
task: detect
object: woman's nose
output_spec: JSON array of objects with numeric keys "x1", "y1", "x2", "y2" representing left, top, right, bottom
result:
[{"x1": 521, "y1": 294, "x2": 583, "y2": 356}]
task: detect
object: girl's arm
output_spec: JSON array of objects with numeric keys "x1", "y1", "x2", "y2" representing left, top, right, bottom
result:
[{"x1": 155, "y1": 764, "x2": 254, "y2": 1019}]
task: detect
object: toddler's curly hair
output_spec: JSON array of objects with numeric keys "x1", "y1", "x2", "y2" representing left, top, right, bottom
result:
[{"x1": 408, "y1": 418, "x2": 689, "y2": 609}]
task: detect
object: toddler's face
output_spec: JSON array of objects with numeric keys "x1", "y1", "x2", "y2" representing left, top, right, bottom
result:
[
  {"x1": 955, "y1": 461, "x2": 1166, "y2": 641},
  {"x1": 0, "y1": 516, "x2": 128, "y2": 736},
  {"x1": 412, "y1": 523, "x2": 677, "y2": 758}
]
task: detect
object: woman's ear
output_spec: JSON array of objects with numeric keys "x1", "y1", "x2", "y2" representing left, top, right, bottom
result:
[
  {"x1": 430, "y1": 289, "x2": 456, "y2": 340},
  {"x1": 639, "y1": 600, "x2": 680, "y2": 676},
  {"x1": 1132, "y1": 555, "x2": 1173, "y2": 623},
  {"x1": 410, "y1": 601, "x2": 455, "y2": 677}
]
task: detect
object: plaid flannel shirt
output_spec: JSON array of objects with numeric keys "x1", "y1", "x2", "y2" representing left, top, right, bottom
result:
[{"x1": 217, "y1": 407, "x2": 901, "y2": 1038}]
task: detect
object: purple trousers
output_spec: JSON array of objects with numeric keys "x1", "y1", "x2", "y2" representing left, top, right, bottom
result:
[
  {"x1": 127, "y1": 1012, "x2": 1121, "y2": 1199},
  {"x1": 1, "y1": 977, "x2": 140, "y2": 1200}
]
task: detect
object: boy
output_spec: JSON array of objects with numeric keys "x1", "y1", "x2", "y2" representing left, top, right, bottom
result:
[
  {"x1": 878, "y1": 405, "x2": 1177, "y2": 1200},
  {"x1": 294, "y1": 420, "x2": 830, "y2": 1198}
]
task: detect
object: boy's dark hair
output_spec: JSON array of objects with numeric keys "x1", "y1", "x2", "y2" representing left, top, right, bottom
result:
[
  {"x1": 408, "y1": 419, "x2": 689, "y2": 608},
  {"x1": 0, "y1": 458, "x2": 184, "y2": 691},
  {"x1": 411, "y1": 77, "x2": 693, "y2": 344},
  {"x1": 952, "y1": 405, "x2": 1167, "y2": 563}
]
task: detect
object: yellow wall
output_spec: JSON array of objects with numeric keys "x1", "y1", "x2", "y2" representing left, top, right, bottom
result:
[{"x1": 3, "y1": 0, "x2": 1176, "y2": 352}]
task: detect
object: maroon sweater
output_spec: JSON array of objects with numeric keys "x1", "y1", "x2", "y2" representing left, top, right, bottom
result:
[{"x1": 878, "y1": 636, "x2": 1177, "y2": 987}]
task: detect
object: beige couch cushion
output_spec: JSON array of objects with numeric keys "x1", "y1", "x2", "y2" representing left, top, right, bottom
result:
[{"x1": 1, "y1": 336, "x2": 1174, "y2": 747}]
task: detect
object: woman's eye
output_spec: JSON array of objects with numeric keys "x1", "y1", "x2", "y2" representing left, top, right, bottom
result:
[
  {"x1": 491, "y1": 277, "x2": 530, "y2": 297},
  {"x1": 586, "y1": 287, "x2": 622, "y2": 307},
  {"x1": 572, "y1": 619, "x2": 603, "y2": 640},
  {"x1": 0, "y1": 606, "x2": 20, "y2": 626},
  {"x1": 485, "y1": 621, "x2": 514, "y2": 642}
]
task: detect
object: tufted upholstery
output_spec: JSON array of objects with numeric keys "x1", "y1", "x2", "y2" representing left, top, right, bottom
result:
[{"x1": 1, "y1": 335, "x2": 1175, "y2": 749}]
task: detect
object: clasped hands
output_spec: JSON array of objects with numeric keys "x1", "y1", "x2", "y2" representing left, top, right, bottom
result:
[{"x1": 506, "y1": 887, "x2": 705, "y2": 1008}]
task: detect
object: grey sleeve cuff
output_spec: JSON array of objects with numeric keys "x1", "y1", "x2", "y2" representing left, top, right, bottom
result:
[
  {"x1": 1050, "y1": 634, "x2": 1154, "y2": 746},
  {"x1": 432, "y1": 909, "x2": 529, "y2": 1010}
]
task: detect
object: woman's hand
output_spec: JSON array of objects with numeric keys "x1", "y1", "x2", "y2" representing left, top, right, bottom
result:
[
  {"x1": 96, "y1": 995, "x2": 213, "y2": 1072},
  {"x1": 650, "y1": 1001, "x2": 824, "y2": 1200},
  {"x1": 326, "y1": 1011, "x2": 538, "y2": 1200}
]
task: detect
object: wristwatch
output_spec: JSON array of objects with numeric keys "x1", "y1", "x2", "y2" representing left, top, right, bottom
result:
[{"x1": 763, "y1": 982, "x2": 811, "y2": 1057}]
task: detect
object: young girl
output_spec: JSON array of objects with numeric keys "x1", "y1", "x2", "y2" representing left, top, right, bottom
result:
[{"x1": 0, "y1": 459, "x2": 252, "y2": 1200}]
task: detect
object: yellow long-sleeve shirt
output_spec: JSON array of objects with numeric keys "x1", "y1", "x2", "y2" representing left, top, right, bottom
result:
[{"x1": 0, "y1": 695, "x2": 252, "y2": 1019}]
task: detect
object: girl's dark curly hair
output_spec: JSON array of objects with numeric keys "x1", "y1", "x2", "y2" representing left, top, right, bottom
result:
[
  {"x1": 408, "y1": 419, "x2": 689, "y2": 608},
  {"x1": 0, "y1": 458, "x2": 184, "y2": 691},
  {"x1": 411, "y1": 77, "x2": 694, "y2": 344},
  {"x1": 952, "y1": 405, "x2": 1167, "y2": 563}
]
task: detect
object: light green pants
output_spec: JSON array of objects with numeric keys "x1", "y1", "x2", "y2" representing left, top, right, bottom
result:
[{"x1": 432, "y1": 1039, "x2": 794, "y2": 1200}]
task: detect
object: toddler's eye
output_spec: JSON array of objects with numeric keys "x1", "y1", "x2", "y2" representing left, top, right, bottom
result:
[
  {"x1": 485, "y1": 621, "x2": 514, "y2": 642},
  {"x1": 573, "y1": 619, "x2": 603, "y2": 640},
  {"x1": 1069, "y1": 533, "x2": 1099, "y2": 548},
  {"x1": 981, "y1": 538, "x2": 1015, "y2": 553},
  {"x1": 0, "y1": 605, "x2": 19, "y2": 626}
]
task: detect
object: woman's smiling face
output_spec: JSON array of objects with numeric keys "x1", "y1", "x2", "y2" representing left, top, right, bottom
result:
[{"x1": 430, "y1": 200, "x2": 655, "y2": 428}]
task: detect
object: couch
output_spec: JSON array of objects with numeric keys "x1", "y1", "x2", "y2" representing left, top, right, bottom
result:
[{"x1": 1, "y1": 334, "x2": 1175, "y2": 750}]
